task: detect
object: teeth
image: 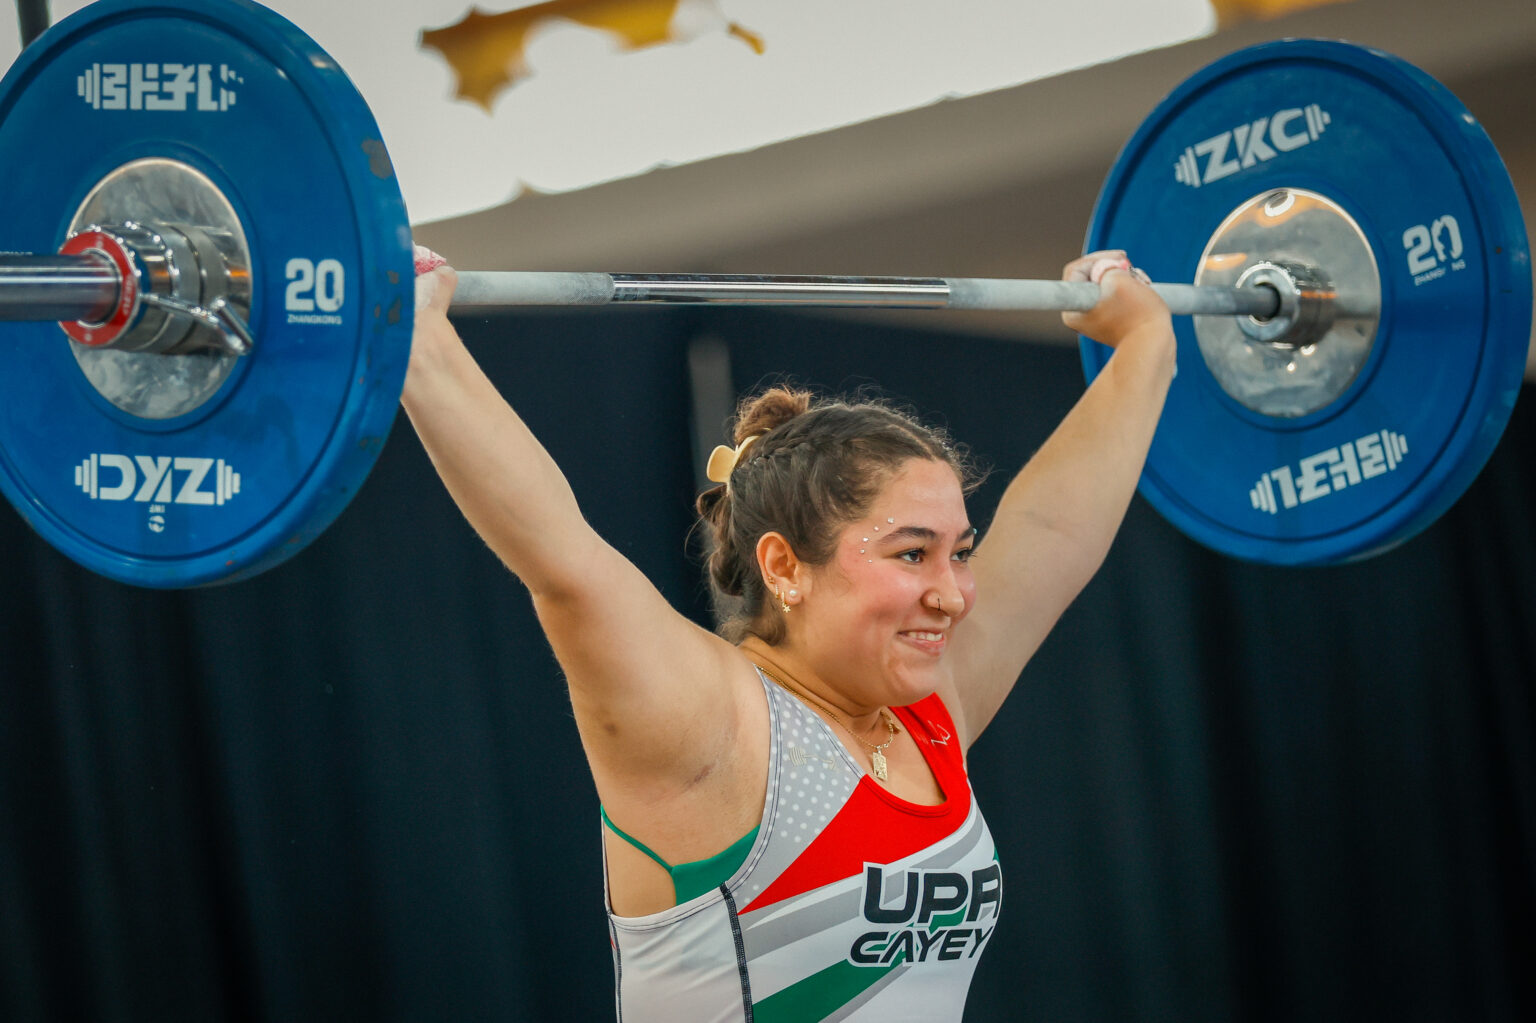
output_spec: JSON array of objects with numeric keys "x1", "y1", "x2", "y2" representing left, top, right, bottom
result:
[{"x1": 907, "y1": 632, "x2": 943, "y2": 642}]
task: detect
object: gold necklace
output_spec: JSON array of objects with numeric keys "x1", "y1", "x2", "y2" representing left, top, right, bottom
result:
[{"x1": 755, "y1": 664, "x2": 899, "y2": 781}]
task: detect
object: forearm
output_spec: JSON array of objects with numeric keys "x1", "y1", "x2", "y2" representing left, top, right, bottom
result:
[
  {"x1": 951, "y1": 321, "x2": 1175, "y2": 743},
  {"x1": 400, "y1": 312, "x2": 600, "y2": 595}
]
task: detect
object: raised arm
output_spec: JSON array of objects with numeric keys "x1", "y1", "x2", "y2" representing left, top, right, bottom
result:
[
  {"x1": 947, "y1": 252, "x2": 1176, "y2": 744},
  {"x1": 400, "y1": 258, "x2": 760, "y2": 814}
]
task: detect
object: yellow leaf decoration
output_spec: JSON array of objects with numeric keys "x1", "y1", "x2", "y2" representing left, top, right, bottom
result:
[
  {"x1": 421, "y1": 0, "x2": 765, "y2": 112},
  {"x1": 1208, "y1": 0, "x2": 1354, "y2": 29}
]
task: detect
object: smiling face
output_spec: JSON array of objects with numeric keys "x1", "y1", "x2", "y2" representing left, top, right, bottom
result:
[{"x1": 788, "y1": 457, "x2": 977, "y2": 709}]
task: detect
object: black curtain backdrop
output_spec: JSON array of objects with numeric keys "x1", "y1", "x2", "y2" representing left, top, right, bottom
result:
[{"x1": 1, "y1": 307, "x2": 1531, "y2": 1021}]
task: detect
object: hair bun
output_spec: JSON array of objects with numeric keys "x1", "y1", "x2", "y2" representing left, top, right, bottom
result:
[{"x1": 732, "y1": 386, "x2": 812, "y2": 442}]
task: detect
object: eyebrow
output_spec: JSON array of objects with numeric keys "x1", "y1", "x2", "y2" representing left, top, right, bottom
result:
[{"x1": 880, "y1": 525, "x2": 978, "y2": 545}]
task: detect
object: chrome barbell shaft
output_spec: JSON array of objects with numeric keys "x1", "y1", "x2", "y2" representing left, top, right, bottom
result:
[
  {"x1": 449, "y1": 271, "x2": 1290, "y2": 319},
  {"x1": 3, "y1": 256, "x2": 1319, "y2": 327},
  {"x1": 0, "y1": 254, "x2": 120, "y2": 323}
]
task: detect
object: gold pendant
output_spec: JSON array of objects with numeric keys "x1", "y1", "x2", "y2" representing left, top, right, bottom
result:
[{"x1": 870, "y1": 748, "x2": 888, "y2": 781}]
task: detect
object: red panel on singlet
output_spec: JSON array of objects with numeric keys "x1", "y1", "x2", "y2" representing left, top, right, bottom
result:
[{"x1": 740, "y1": 694, "x2": 971, "y2": 915}]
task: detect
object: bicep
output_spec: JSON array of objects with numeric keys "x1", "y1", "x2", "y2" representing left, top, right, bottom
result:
[
  {"x1": 533, "y1": 535, "x2": 753, "y2": 790},
  {"x1": 406, "y1": 322, "x2": 760, "y2": 794}
]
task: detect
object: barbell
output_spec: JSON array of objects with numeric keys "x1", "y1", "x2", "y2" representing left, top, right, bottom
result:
[{"x1": 0, "y1": 0, "x2": 1528, "y2": 587}]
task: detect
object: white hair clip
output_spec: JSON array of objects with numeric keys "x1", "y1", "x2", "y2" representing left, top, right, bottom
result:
[{"x1": 705, "y1": 434, "x2": 763, "y2": 485}]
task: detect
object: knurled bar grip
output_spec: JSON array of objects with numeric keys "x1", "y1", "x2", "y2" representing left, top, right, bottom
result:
[{"x1": 2, "y1": 255, "x2": 1313, "y2": 325}]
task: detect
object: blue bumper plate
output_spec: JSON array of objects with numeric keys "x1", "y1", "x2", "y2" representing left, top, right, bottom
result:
[
  {"x1": 1082, "y1": 40, "x2": 1529, "y2": 565},
  {"x1": 0, "y1": 0, "x2": 414, "y2": 586}
]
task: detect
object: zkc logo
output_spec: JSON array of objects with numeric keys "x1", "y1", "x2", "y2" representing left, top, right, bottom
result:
[
  {"x1": 1249, "y1": 430, "x2": 1407, "y2": 515},
  {"x1": 75, "y1": 454, "x2": 241, "y2": 507},
  {"x1": 1174, "y1": 104, "x2": 1330, "y2": 187},
  {"x1": 77, "y1": 62, "x2": 241, "y2": 112}
]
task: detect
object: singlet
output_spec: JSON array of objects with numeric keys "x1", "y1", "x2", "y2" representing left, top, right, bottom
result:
[{"x1": 604, "y1": 668, "x2": 1002, "y2": 1022}]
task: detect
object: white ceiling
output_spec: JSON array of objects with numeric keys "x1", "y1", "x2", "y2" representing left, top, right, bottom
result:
[{"x1": 2, "y1": 0, "x2": 1219, "y2": 224}]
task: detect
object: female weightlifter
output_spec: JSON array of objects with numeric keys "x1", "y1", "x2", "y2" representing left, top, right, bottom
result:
[{"x1": 401, "y1": 248, "x2": 1174, "y2": 1021}]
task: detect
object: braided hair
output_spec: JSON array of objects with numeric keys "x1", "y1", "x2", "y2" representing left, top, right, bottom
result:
[{"x1": 695, "y1": 385, "x2": 979, "y2": 643}]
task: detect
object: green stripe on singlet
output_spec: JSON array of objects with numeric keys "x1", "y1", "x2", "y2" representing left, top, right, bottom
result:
[
  {"x1": 756, "y1": 847, "x2": 1002, "y2": 1016},
  {"x1": 752, "y1": 960, "x2": 898, "y2": 1022}
]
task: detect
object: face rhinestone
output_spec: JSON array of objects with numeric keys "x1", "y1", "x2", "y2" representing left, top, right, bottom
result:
[{"x1": 887, "y1": 518, "x2": 895, "y2": 524}]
